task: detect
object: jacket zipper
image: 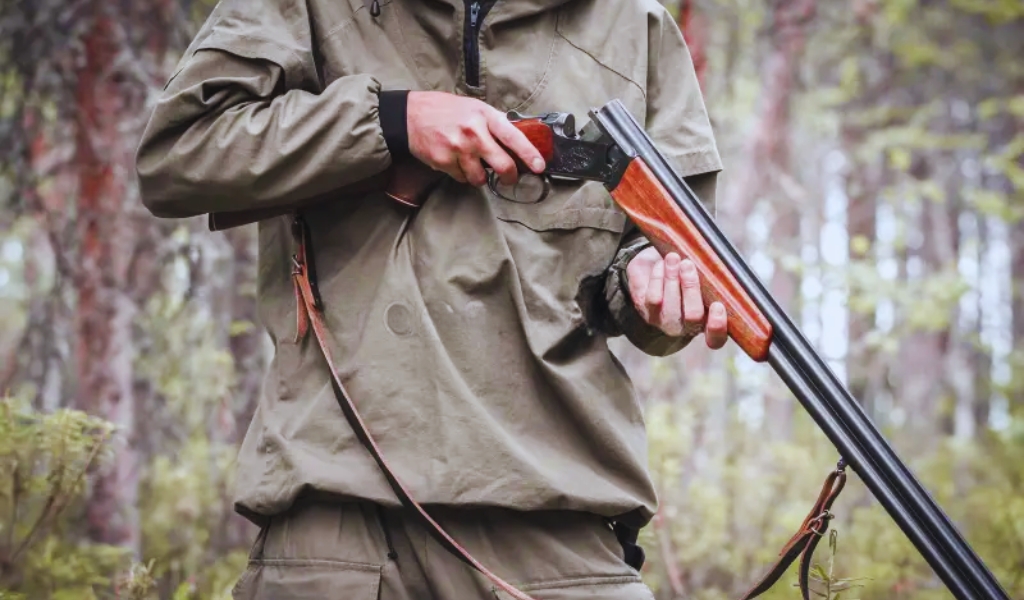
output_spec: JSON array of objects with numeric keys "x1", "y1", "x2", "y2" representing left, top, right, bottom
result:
[{"x1": 464, "y1": 1, "x2": 495, "y2": 87}]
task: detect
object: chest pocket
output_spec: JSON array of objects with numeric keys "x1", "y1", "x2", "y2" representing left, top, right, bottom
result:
[
  {"x1": 486, "y1": 179, "x2": 629, "y2": 334},
  {"x1": 487, "y1": 180, "x2": 627, "y2": 234}
]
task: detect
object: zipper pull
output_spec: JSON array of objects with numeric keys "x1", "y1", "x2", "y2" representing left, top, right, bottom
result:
[{"x1": 470, "y1": 2, "x2": 481, "y2": 28}]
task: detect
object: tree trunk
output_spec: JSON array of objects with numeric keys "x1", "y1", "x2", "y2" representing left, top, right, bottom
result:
[
  {"x1": 74, "y1": 10, "x2": 141, "y2": 553},
  {"x1": 844, "y1": 133, "x2": 878, "y2": 416},
  {"x1": 226, "y1": 225, "x2": 264, "y2": 443},
  {"x1": 1007, "y1": 114, "x2": 1024, "y2": 418},
  {"x1": 745, "y1": 0, "x2": 817, "y2": 435},
  {"x1": 896, "y1": 154, "x2": 958, "y2": 440},
  {"x1": 677, "y1": 0, "x2": 708, "y2": 89}
]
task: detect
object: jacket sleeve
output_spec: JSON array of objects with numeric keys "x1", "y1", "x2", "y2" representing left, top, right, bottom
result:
[
  {"x1": 135, "y1": 0, "x2": 392, "y2": 218},
  {"x1": 601, "y1": 7, "x2": 724, "y2": 357}
]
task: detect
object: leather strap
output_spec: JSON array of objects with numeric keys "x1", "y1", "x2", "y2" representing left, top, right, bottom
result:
[
  {"x1": 740, "y1": 460, "x2": 848, "y2": 600},
  {"x1": 290, "y1": 214, "x2": 537, "y2": 600}
]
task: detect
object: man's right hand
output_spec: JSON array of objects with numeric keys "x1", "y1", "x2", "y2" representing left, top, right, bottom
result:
[{"x1": 406, "y1": 91, "x2": 547, "y2": 188}]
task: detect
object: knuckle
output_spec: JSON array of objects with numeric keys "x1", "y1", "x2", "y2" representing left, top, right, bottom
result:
[
  {"x1": 659, "y1": 312, "x2": 682, "y2": 334},
  {"x1": 496, "y1": 158, "x2": 517, "y2": 176},
  {"x1": 445, "y1": 132, "x2": 467, "y2": 151},
  {"x1": 483, "y1": 106, "x2": 506, "y2": 124},
  {"x1": 663, "y1": 323, "x2": 683, "y2": 337},
  {"x1": 460, "y1": 118, "x2": 484, "y2": 137}
]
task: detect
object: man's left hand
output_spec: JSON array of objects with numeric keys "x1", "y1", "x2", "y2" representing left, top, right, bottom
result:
[{"x1": 626, "y1": 247, "x2": 729, "y2": 349}]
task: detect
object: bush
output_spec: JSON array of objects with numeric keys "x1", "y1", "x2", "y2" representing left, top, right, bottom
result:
[{"x1": 0, "y1": 398, "x2": 248, "y2": 600}]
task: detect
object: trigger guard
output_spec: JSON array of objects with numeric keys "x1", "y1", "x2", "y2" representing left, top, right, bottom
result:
[{"x1": 486, "y1": 172, "x2": 552, "y2": 204}]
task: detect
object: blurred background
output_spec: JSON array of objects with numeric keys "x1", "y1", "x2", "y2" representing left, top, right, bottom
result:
[{"x1": 0, "y1": 0, "x2": 1021, "y2": 598}]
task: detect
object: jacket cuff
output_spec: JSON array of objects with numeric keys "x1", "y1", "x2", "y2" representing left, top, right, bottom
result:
[
  {"x1": 604, "y1": 238, "x2": 694, "y2": 357},
  {"x1": 378, "y1": 90, "x2": 410, "y2": 159}
]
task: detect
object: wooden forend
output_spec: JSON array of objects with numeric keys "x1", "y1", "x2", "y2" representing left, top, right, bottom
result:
[{"x1": 611, "y1": 159, "x2": 773, "y2": 361}]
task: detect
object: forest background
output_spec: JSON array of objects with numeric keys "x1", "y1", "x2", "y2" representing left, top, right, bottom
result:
[{"x1": 0, "y1": 0, "x2": 1021, "y2": 598}]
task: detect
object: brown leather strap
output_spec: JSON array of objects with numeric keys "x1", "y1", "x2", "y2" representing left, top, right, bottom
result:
[
  {"x1": 290, "y1": 214, "x2": 537, "y2": 600},
  {"x1": 740, "y1": 460, "x2": 847, "y2": 600}
]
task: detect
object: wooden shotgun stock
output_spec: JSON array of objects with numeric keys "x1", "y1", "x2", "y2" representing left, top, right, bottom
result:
[{"x1": 206, "y1": 118, "x2": 557, "y2": 232}]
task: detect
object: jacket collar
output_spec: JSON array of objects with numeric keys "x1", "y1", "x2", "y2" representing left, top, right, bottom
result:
[{"x1": 418, "y1": 0, "x2": 575, "y2": 25}]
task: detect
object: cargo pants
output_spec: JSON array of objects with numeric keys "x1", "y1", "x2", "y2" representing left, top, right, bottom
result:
[{"x1": 231, "y1": 500, "x2": 655, "y2": 600}]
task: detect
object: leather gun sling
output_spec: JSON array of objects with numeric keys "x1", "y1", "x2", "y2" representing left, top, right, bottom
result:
[
  {"x1": 740, "y1": 462, "x2": 848, "y2": 600},
  {"x1": 289, "y1": 213, "x2": 847, "y2": 600}
]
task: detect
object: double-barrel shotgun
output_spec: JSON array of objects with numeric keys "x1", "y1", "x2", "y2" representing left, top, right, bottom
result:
[{"x1": 208, "y1": 99, "x2": 1011, "y2": 600}]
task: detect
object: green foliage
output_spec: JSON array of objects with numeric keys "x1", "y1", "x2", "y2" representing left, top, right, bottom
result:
[
  {"x1": 948, "y1": 0, "x2": 1024, "y2": 23},
  {"x1": 128, "y1": 246, "x2": 254, "y2": 600},
  {"x1": 139, "y1": 437, "x2": 247, "y2": 600},
  {"x1": 0, "y1": 392, "x2": 248, "y2": 600},
  {"x1": 808, "y1": 530, "x2": 871, "y2": 599},
  {"x1": 642, "y1": 396, "x2": 1024, "y2": 599},
  {"x1": 0, "y1": 397, "x2": 126, "y2": 598}
]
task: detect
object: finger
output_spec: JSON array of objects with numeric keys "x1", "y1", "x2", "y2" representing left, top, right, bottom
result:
[
  {"x1": 680, "y1": 259, "x2": 704, "y2": 326},
  {"x1": 645, "y1": 259, "x2": 665, "y2": 320},
  {"x1": 705, "y1": 302, "x2": 729, "y2": 349},
  {"x1": 444, "y1": 155, "x2": 468, "y2": 184},
  {"x1": 627, "y1": 258, "x2": 653, "y2": 322},
  {"x1": 488, "y1": 111, "x2": 546, "y2": 174},
  {"x1": 477, "y1": 135, "x2": 519, "y2": 187},
  {"x1": 458, "y1": 152, "x2": 487, "y2": 187},
  {"x1": 658, "y1": 253, "x2": 683, "y2": 336}
]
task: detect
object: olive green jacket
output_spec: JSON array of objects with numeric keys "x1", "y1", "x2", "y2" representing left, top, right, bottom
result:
[{"x1": 137, "y1": 0, "x2": 723, "y2": 527}]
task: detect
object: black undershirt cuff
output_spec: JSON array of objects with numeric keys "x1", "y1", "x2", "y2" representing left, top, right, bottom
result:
[{"x1": 378, "y1": 90, "x2": 410, "y2": 159}]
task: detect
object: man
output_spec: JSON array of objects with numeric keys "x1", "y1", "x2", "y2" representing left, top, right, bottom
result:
[{"x1": 136, "y1": 0, "x2": 727, "y2": 597}]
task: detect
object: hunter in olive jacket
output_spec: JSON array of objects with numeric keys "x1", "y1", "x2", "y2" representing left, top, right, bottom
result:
[{"x1": 136, "y1": 0, "x2": 723, "y2": 529}]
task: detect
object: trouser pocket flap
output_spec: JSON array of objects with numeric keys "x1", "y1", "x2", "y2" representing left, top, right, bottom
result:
[
  {"x1": 234, "y1": 559, "x2": 382, "y2": 600},
  {"x1": 492, "y1": 574, "x2": 653, "y2": 600}
]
